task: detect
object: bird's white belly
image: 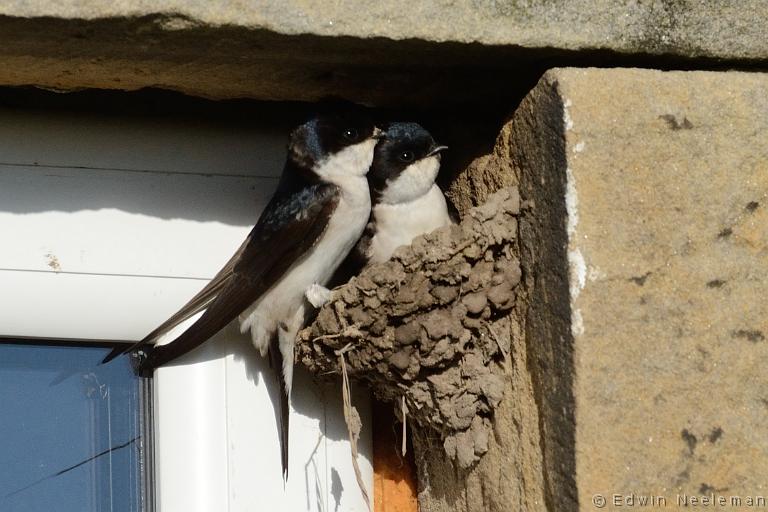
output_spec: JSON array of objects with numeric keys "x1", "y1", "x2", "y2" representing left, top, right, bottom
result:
[
  {"x1": 369, "y1": 184, "x2": 453, "y2": 264},
  {"x1": 239, "y1": 184, "x2": 370, "y2": 355}
]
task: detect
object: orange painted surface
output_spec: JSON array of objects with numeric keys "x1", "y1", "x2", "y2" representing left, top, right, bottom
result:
[{"x1": 373, "y1": 400, "x2": 419, "y2": 512}]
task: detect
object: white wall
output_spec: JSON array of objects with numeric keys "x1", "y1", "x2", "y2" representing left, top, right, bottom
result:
[{"x1": 0, "y1": 105, "x2": 372, "y2": 512}]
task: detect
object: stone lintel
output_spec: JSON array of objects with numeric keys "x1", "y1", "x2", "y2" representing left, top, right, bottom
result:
[{"x1": 1, "y1": 3, "x2": 767, "y2": 105}]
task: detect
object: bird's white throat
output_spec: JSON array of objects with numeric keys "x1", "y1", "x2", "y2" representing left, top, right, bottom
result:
[
  {"x1": 315, "y1": 137, "x2": 378, "y2": 182},
  {"x1": 379, "y1": 155, "x2": 441, "y2": 205},
  {"x1": 369, "y1": 184, "x2": 452, "y2": 263}
]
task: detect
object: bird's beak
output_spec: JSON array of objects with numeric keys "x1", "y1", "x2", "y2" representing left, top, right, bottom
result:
[
  {"x1": 372, "y1": 127, "x2": 386, "y2": 140},
  {"x1": 427, "y1": 145, "x2": 449, "y2": 157}
]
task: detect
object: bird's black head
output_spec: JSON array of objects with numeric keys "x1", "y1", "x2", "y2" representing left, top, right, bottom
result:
[
  {"x1": 288, "y1": 101, "x2": 379, "y2": 177},
  {"x1": 369, "y1": 122, "x2": 448, "y2": 204}
]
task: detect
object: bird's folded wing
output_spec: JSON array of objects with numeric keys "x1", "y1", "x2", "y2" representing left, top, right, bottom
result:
[
  {"x1": 103, "y1": 183, "x2": 340, "y2": 366},
  {"x1": 100, "y1": 239, "x2": 248, "y2": 364}
]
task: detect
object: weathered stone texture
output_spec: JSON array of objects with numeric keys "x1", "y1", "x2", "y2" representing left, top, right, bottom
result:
[
  {"x1": 0, "y1": 2, "x2": 767, "y2": 104},
  {"x1": 2, "y1": 1, "x2": 767, "y2": 59},
  {"x1": 446, "y1": 121, "x2": 518, "y2": 218},
  {"x1": 517, "y1": 68, "x2": 768, "y2": 510}
]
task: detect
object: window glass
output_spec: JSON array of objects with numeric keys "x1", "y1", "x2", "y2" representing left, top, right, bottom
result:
[{"x1": 0, "y1": 342, "x2": 149, "y2": 512}]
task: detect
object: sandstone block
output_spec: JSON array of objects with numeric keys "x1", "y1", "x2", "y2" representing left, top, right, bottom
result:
[{"x1": 516, "y1": 68, "x2": 768, "y2": 510}]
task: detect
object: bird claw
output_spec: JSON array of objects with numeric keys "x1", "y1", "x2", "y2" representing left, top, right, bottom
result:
[{"x1": 305, "y1": 283, "x2": 332, "y2": 308}]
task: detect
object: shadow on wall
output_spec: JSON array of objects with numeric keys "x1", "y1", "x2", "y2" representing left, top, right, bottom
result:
[{"x1": 0, "y1": 87, "x2": 511, "y2": 224}]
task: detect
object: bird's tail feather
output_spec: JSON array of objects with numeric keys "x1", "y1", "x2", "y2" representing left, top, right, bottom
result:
[{"x1": 269, "y1": 338, "x2": 290, "y2": 480}]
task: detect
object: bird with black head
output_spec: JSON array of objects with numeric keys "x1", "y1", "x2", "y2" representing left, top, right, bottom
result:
[{"x1": 104, "y1": 101, "x2": 381, "y2": 478}]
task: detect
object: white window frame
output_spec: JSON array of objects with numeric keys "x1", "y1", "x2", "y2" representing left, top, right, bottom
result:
[{"x1": 0, "y1": 104, "x2": 373, "y2": 512}]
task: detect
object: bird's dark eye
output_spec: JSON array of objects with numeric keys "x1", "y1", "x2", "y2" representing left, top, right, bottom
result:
[
  {"x1": 398, "y1": 151, "x2": 415, "y2": 162},
  {"x1": 343, "y1": 128, "x2": 359, "y2": 140}
]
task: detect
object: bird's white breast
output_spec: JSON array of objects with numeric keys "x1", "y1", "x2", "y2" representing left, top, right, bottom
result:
[
  {"x1": 238, "y1": 141, "x2": 374, "y2": 355},
  {"x1": 368, "y1": 184, "x2": 453, "y2": 264}
]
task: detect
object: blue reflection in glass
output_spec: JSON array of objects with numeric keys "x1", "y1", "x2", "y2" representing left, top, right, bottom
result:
[{"x1": 0, "y1": 343, "x2": 146, "y2": 512}]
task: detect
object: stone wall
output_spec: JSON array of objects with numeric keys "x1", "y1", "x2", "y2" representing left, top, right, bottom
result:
[{"x1": 516, "y1": 68, "x2": 768, "y2": 511}]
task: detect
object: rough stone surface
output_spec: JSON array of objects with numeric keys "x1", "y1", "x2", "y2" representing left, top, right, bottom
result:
[
  {"x1": 0, "y1": 14, "x2": 535, "y2": 107},
  {"x1": 445, "y1": 120, "x2": 518, "y2": 218},
  {"x1": 2, "y1": 1, "x2": 768, "y2": 58},
  {"x1": 516, "y1": 68, "x2": 768, "y2": 510},
  {"x1": 0, "y1": 2, "x2": 767, "y2": 105}
]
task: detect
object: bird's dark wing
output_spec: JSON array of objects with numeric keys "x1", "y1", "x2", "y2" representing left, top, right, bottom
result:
[
  {"x1": 101, "y1": 238, "x2": 249, "y2": 364},
  {"x1": 145, "y1": 183, "x2": 339, "y2": 481},
  {"x1": 106, "y1": 183, "x2": 341, "y2": 368}
]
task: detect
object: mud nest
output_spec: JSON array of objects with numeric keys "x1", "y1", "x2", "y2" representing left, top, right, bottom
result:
[{"x1": 297, "y1": 187, "x2": 521, "y2": 468}]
